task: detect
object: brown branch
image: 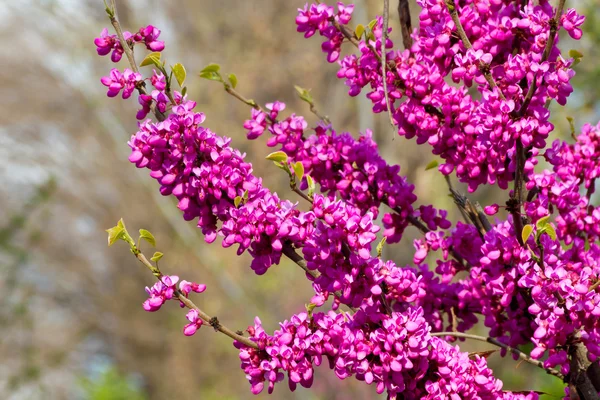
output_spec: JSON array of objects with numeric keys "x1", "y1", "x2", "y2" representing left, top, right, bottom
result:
[
  {"x1": 382, "y1": 0, "x2": 395, "y2": 128},
  {"x1": 570, "y1": 342, "x2": 600, "y2": 400},
  {"x1": 397, "y1": 0, "x2": 413, "y2": 49},
  {"x1": 134, "y1": 251, "x2": 258, "y2": 349},
  {"x1": 431, "y1": 332, "x2": 565, "y2": 381}
]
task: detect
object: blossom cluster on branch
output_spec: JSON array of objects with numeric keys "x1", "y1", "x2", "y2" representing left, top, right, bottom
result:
[{"x1": 94, "y1": 0, "x2": 600, "y2": 398}]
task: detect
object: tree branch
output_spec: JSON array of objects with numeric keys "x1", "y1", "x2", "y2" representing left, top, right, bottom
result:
[
  {"x1": 134, "y1": 251, "x2": 258, "y2": 349},
  {"x1": 382, "y1": 0, "x2": 395, "y2": 128},
  {"x1": 570, "y1": 342, "x2": 600, "y2": 400},
  {"x1": 397, "y1": 0, "x2": 413, "y2": 50}
]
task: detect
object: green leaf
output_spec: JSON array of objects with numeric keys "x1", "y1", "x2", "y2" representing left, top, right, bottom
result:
[
  {"x1": 368, "y1": 19, "x2": 377, "y2": 30},
  {"x1": 181, "y1": 86, "x2": 188, "y2": 97},
  {"x1": 172, "y1": 63, "x2": 186, "y2": 87},
  {"x1": 543, "y1": 224, "x2": 557, "y2": 241},
  {"x1": 200, "y1": 63, "x2": 221, "y2": 73},
  {"x1": 266, "y1": 151, "x2": 288, "y2": 163},
  {"x1": 569, "y1": 49, "x2": 583, "y2": 58},
  {"x1": 103, "y1": 0, "x2": 114, "y2": 17},
  {"x1": 293, "y1": 161, "x2": 304, "y2": 182},
  {"x1": 376, "y1": 236, "x2": 387, "y2": 258},
  {"x1": 106, "y1": 225, "x2": 124, "y2": 246},
  {"x1": 243, "y1": 190, "x2": 249, "y2": 201},
  {"x1": 566, "y1": 116, "x2": 575, "y2": 137},
  {"x1": 536, "y1": 215, "x2": 551, "y2": 229},
  {"x1": 199, "y1": 71, "x2": 223, "y2": 82},
  {"x1": 294, "y1": 85, "x2": 314, "y2": 104},
  {"x1": 306, "y1": 175, "x2": 316, "y2": 198},
  {"x1": 234, "y1": 196, "x2": 243, "y2": 208},
  {"x1": 521, "y1": 224, "x2": 534, "y2": 244},
  {"x1": 139, "y1": 229, "x2": 156, "y2": 247},
  {"x1": 140, "y1": 52, "x2": 162, "y2": 67},
  {"x1": 150, "y1": 251, "x2": 164, "y2": 262},
  {"x1": 425, "y1": 160, "x2": 439, "y2": 171},
  {"x1": 228, "y1": 73, "x2": 238, "y2": 89},
  {"x1": 355, "y1": 24, "x2": 365, "y2": 39},
  {"x1": 305, "y1": 303, "x2": 317, "y2": 317},
  {"x1": 569, "y1": 49, "x2": 583, "y2": 66}
]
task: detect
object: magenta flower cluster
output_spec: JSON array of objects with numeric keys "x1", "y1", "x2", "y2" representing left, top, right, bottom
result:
[
  {"x1": 296, "y1": 2, "x2": 355, "y2": 62},
  {"x1": 236, "y1": 307, "x2": 534, "y2": 398},
  {"x1": 300, "y1": 1, "x2": 584, "y2": 192},
  {"x1": 94, "y1": 25, "x2": 165, "y2": 63},
  {"x1": 243, "y1": 106, "x2": 451, "y2": 243}
]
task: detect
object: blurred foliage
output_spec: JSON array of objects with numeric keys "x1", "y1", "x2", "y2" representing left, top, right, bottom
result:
[{"x1": 79, "y1": 368, "x2": 146, "y2": 400}]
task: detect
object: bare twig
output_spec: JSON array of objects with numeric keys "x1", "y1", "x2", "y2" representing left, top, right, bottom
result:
[
  {"x1": 397, "y1": 0, "x2": 413, "y2": 49},
  {"x1": 431, "y1": 332, "x2": 565, "y2": 380},
  {"x1": 382, "y1": 0, "x2": 396, "y2": 128},
  {"x1": 134, "y1": 251, "x2": 258, "y2": 349}
]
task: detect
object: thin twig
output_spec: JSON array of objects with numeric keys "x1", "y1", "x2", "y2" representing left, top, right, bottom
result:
[
  {"x1": 431, "y1": 332, "x2": 565, "y2": 380},
  {"x1": 291, "y1": 185, "x2": 313, "y2": 204},
  {"x1": 382, "y1": 0, "x2": 395, "y2": 128},
  {"x1": 397, "y1": 0, "x2": 413, "y2": 50},
  {"x1": 134, "y1": 252, "x2": 259, "y2": 349}
]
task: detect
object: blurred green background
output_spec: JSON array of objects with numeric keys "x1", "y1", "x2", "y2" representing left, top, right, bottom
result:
[{"x1": 0, "y1": 0, "x2": 598, "y2": 399}]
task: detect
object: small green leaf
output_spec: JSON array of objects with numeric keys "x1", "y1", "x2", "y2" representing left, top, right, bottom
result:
[
  {"x1": 199, "y1": 71, "x2": 223, "y2": 82},
  {"x1": 139, "y1": 229, "x2": 156, "y2": 247},
  {"x1": 140, "y1": 52, "x2": 162, "y2": 67},
  {"x1": 200, "y1": 63, "x2": 221, "y2": 73},
  {"x1": 305, "y1": 303, "x2": 317, "y2": 317},
  {"x1": 234, "y1": 196, "x2": 243, "y2": 208},
  {"x1": 151, "y1": 251, "x2": 164, "y2": 262},
  {"x1": 543, "y1": 225, "x2": 557, "y2": 241},
  {"x1": 569, "y1": 49, "x2": 583, "y2": 66},
  {"x1": 355, "y1": 24, "x2": 365, "y2": 39},
  {"x1": 521, "y1": 224, "x2": 534, "y2": 244},
  {"x1": 181, "y1": 86, "x2": 188, "y2": 97},
  {"x1": 566, "y1": 116, "x2": 575, "y2": 137},
  {"x1": 266, "y1": 151, "x2": 288, "y2": 163},
  {"x1": 425, "y1": 160, "x2": 439, "y2": 171},
  {"x1": 243, "y1": 189, "x2": 249, "y2": 201},
  {"x1": 106, "y1": 225, "x2": 124, "y2": 246},
  {"x1": 306, "y1": 175, "x2": 316, "y2": 198},
  {"x1": 368, "y1": 19, "x2": 377, "y2": 30},
  {"x1": 293, "y1": 161, "x2": 305, "y2": 182},
  {"x1": 228, "y1": 73, "x2": 238, "y2": 89},
  {"x1": 294, "y1": 85, "x2": 314, "y2": 103},
  {"x1": 172, "y1": 63, "x2": 186, "y2": 87},
  {"x1": 536, "y1": 215, "x2": 551, "y2": 229},
  {"x1": 569, "y1": 49, "x2": 583, "y2": 59},
  {"x1": 376, "y1": 236, "x2": 387, "y2": 258}
]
